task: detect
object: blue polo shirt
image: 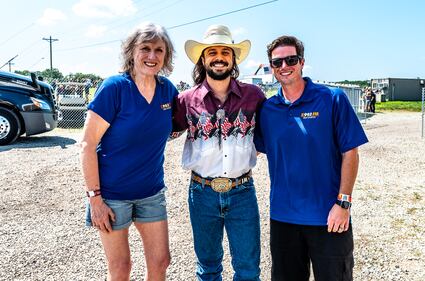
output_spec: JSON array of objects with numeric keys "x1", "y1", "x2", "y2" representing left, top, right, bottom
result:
[
  {"x1": 255, "y1": 77, "x2": 368, "y2": 225},
  {"x1": 88, "y1": 73, "x2": 178, "y2": 200}
]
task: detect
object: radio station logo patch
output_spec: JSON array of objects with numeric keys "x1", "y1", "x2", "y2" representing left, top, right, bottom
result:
[
  {"x1": 161, "y1": 103, "x2": 171, "y2": 110},
  {"x1": 300, "y1": 111, "x2": 319, "y2": 119}
]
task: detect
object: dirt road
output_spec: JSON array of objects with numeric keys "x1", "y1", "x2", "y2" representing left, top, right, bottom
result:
[{"x1": 0, "y1": 112, "x2": 424, "y2": 280}]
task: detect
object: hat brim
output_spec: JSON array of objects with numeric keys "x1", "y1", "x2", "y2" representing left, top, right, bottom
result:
[{"x1": 184, "y1": 40, "x2": 251, "y2": 65}]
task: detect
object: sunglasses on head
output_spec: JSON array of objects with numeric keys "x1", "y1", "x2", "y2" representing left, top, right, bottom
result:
[{"x1": 270, "y1": 55, "x2": 302, "y2": 68}]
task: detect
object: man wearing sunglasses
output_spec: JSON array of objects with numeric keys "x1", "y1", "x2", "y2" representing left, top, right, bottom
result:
[{"x1": 254, "y1": 35, "x2": 368, "y2": 281}]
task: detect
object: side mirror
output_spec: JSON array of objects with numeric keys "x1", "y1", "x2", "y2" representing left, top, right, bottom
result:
[{"x1": 30, "y1": 72, "x2": 41, "y2": 90}]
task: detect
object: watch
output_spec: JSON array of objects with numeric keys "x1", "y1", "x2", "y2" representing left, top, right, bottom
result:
[
  {"x1": 336, "y1": 199, "x2": 351, "y2": 209},
  {"x1": 86, "y1": 189, "x2": 101, "y2": 197}
]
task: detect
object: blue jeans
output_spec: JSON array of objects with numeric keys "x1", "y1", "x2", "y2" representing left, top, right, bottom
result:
[{"x1": 188, "y1": 177, "x2": 261, "y2": 281}]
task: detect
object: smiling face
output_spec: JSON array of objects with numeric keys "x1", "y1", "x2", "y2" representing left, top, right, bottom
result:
[
  {"x1": 132, "y1": 39, "x2": 166, "y2": 77},
  {"x1": 270, "y1": 45, "x2": 304, "y2": 86},
  {"x1": 202, "y1": 46, "x2": 234, "y2": 81}
]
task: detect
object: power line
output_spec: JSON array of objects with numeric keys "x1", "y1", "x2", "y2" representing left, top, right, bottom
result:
[
  {"x1": 168, "y1": 0, "x2": 278, "y2": 30},
  {"x1": 0, "y1": 23, "x2": 35, "y2": 47},
  {"x1": 0, "y1": 55, "x2": 18, "y2": 71},
  {"x1": 106, "y1": 0, "x2": 185, "y2": 32},
  {"x1": 52, "y1": 0, "x2": 183, "y2": 46},
  {"x1": 59, "y1": 39, "x2": 122, "y2": 51},
  {"x1": 57, "y1": 0, "x2": 278, "y2": 52},
  {"x1": 0, "y1": 0, "x2": 166, "y2": 61},
  {"x1": 28, "y1": 57, "x2": 45, "y2": 70}
]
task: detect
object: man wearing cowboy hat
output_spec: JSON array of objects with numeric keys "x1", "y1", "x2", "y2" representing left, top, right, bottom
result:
[{"x1": 172, "y1": 25, "x2": 265, "y2": 280}]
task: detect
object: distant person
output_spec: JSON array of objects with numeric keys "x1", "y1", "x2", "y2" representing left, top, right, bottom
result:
[
  {"x1": 365, "y1": 88, "x2": 372, "y2": 112},
  {"x1": 57, "y1": 84, "x2": 65, "y2": 95},
  {"x1": 80, "y1": 22, "x2": 178, "y2": 281},
  {"x1": 361, "y1": 89, "x2": 367, "y2": 112},
  {"x1": 255, "y1": 35, "x2": 368, "y2": 281},
  {"x1": 84, "y1": 79, "x2": 92, "y2": 103},
  {"x1": 370, "y1": 90, "x2": 376, "y2": 113},
  {"x1": 51, "y1": 80, "x2": 57, "y2": 90},
  {"x1": 172, "y1": 24, "x2": 265, "y2": 280}
]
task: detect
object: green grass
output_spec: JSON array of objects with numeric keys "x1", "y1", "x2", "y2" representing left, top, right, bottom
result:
[
  {"x1": 375, "y1": 101, "x2": 423, "y2": 112},
  {"x1": 88, "y1": 87, "x2": 96, "y2": 101},
  {"x1": 265, "y1": 89, "x2": 276, "y2": 98}
]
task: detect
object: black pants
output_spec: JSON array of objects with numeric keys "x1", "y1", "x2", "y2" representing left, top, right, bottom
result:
[
  {"x1": 270, "y1": 219, "x2": 354, "y2": 281},
  {"x1": 370, "y1": 101, "x2": 375, "y2": 113}
]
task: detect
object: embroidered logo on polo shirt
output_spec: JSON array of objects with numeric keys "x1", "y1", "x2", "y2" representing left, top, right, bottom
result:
[
  {"x1": 161, "y1": 103, "x2": 171, "y2": 110},
  {"x1": 300, "y1": 112, "x2": 319, "y2": 119}
]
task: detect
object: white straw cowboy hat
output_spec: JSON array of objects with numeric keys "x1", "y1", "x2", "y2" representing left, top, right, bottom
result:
[{"x1": 184, "y1": 25, "x2": 251, "y2": 64}]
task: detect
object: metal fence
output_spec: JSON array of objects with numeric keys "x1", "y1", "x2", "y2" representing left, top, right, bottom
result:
[
  {"x1": 266, "y1": 82, "x2": 367, "y2": 121},
  {"x1": 49, "y1": 78, "x2": 192, "y2": 128},
  {"x1": 49, "y1": 78, "x2": 368, "y2": 128},
  {"x1": 324, "y1": 83, "x2": 370, "y2": 122},
  {"x1": 48, "y1": 79, "x2": 101, "y2": 128}
]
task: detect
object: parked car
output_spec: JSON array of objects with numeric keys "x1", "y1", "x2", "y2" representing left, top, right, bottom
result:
[
  {"x1": 0, "y1": 71, "x2": 57, "y2": 145},
  {"x1": 54, "y1": 82, "x2": 88, "y2": 127}
]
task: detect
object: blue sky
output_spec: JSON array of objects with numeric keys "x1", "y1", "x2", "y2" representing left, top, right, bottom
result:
[{"x1": 1, "y1": 0, "x2": 424, "y2": 84}]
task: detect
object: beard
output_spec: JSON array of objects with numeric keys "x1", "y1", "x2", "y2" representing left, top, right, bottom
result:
[{"x1": 205, "y1": 61, "x2": 232, "y2": 80}]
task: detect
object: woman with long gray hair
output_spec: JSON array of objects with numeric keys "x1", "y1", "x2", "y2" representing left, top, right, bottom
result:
[{"x1": 80, "y1": 22, "x2": 178, "y2": 280}]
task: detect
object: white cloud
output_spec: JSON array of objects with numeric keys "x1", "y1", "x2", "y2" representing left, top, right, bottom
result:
[
  {"x1": 73, "y1": 0, "x2": 137, "y2": 19},
  {"x1": 37, "y1": 8, "x2": 67, "y2": 26},
  {"x1": 231, "y1": 27, "x2": 247, "y2": 37},
  {"x1": 85, "y1": 25, "x2": 108, "y2": 38},
  {"x1": 244, "y1": 59, "x2": 265, "y2": 69}
]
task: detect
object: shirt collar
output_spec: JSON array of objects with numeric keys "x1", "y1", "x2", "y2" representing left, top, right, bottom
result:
[
  {"x1": 275, "y1": 77, "x2": 316, "y2": 105},
  {"x1": 198, "y1": 78, "x2": 242, "y2": 101},
  {"x1": 124, "y1": 72, "x2": 162, "y2": 85}
]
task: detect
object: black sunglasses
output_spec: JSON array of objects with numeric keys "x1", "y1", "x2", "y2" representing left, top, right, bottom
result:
[{"x1": 270, "y1": 55, "x2": 302, "y2": 68}]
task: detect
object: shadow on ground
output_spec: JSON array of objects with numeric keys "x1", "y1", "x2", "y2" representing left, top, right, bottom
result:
[{"x1": 0, "y1": 135, "x2": 77, "y2": 152}]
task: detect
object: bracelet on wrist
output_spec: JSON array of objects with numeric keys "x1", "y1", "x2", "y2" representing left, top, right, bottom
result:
[
  {"x1": 86, "y1": 189, "x2": 101, "y2": 197},
  {"x1": 337, "y1": 193, "x2": 352, "y2": 203}
]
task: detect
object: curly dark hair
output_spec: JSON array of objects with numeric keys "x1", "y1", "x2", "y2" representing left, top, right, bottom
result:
[{"x1": 192, "y1": 49, "x2": 239, "y2": 85}]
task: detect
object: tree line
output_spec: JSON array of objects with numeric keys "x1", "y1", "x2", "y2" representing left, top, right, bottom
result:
[
  {"x1": 14, "y1": 68, "x2": 103, "y2": 84},
  {"x1": 335, "y1": 80, "x2": 370, "y2": 88}
]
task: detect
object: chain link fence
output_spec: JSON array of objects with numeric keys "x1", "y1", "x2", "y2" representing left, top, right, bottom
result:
[
  {"x1": 48, "y1": 79, "x2": 102, "y2": 128},
  {"x1": 48, "y1": 78, "x2": 193, "y2": 128},
  {"x1": 47, "y1": 78, "x2": 367, "y2": 128}
]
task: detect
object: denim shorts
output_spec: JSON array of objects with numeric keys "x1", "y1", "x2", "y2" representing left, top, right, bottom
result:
[{"x1": 85, "y1": 188, "x2": 167, "y2": 230}]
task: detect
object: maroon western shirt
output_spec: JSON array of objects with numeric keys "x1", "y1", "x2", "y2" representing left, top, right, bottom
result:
[{"x1": 172, "y1": 78, "x2": 265, "y2": 178}]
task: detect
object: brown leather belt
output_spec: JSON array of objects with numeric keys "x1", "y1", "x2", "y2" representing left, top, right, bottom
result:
[{"x1": 191, "y1": 170, "x2": 252, "y2": 193}]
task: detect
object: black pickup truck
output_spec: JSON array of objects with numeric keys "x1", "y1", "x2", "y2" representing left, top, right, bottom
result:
[{"x1": 0, "y1": 71, "x2": 57, "y2": 145}]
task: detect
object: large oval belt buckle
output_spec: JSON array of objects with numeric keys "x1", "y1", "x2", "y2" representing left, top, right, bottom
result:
[{"x1": 210, "y1": 178, "x2": 233, "y2": 193}]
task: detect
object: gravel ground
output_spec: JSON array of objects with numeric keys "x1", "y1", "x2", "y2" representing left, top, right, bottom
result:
[{"x1": 0, "y1": 112, "x2": 424, "y2": 280}]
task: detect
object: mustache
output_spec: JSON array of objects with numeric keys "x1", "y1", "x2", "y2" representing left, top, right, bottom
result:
[{"x1": 209, "y1": 60, "x2": 229, "y2": 67}]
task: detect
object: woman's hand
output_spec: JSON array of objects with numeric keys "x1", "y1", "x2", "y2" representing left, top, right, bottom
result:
[{"x1": 90, "y1": 197, "x2": 115, "y2": 233}]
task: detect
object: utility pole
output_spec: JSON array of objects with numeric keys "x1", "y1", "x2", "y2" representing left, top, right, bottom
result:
[
  {"x1": 42, "y1": 36, "x2": 59, "y2": 70},
  {"x1": 0, "y1": 55, "x2": 18, "y2": 72}
]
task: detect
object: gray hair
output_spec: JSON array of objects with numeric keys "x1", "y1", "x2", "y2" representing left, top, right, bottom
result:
[{"x1": 121, "y1": 22, "x2": 175, "y2": 76}]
